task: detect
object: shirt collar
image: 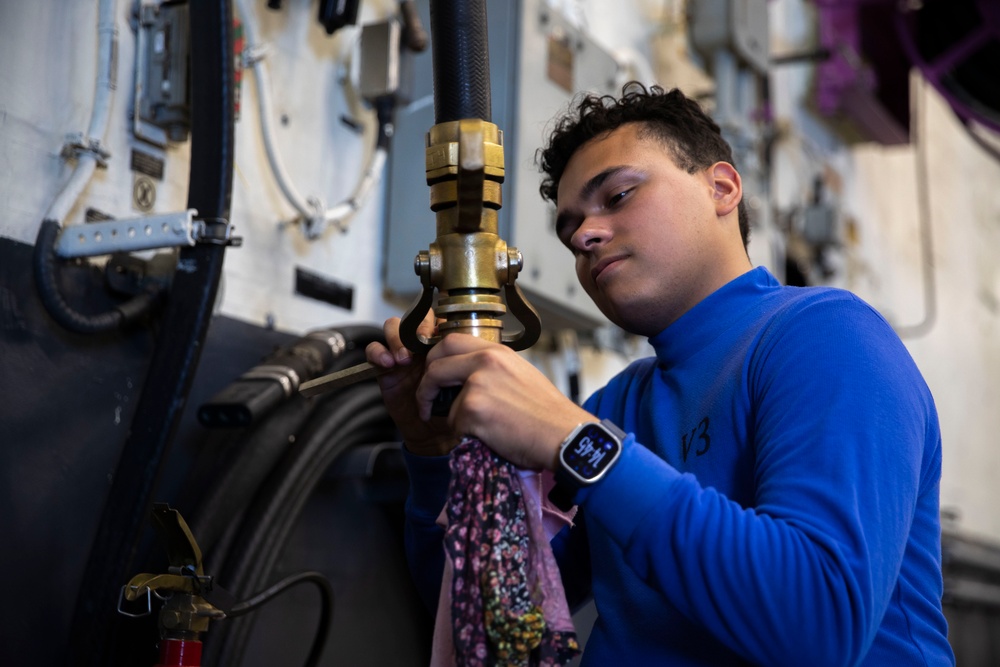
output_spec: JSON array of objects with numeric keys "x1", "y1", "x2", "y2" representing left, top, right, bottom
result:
[{"x1": 647, "y1": 266, "x2": 780, "y2": 366}]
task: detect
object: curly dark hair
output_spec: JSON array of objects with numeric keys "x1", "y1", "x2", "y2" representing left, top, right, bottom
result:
[{"x1": 537, "y1": 82, "x2": 750, "y2": 249}]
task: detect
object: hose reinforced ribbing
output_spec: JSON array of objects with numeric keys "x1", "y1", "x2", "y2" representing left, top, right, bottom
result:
[{"x1": 429, "y1": 0, "x2": 492, "y2": 123}]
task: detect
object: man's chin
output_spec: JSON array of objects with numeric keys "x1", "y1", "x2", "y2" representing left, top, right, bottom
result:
[
  {"x1": 594, "y1": 299, "x2": 637, "y2": 335},
  {"x1": 596, "y1": 298, "x2": 665, "y2": 338}
]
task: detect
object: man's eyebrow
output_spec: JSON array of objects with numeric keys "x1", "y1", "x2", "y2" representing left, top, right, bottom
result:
[{"x1": 579, "y1": 165, "x2": 630, "y2": 201}]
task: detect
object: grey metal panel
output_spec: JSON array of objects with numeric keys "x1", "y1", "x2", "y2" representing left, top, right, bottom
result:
[{"x1": 505, "y1": 0, "x2": 618, "y2": 329}]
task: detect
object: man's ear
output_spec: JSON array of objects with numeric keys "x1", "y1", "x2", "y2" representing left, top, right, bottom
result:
[{"x1": 710, "y1": 162, "x2": 742, "y2": 217}]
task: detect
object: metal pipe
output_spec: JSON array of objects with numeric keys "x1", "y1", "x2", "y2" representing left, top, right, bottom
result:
[
  {"x1": 235, "y1": 0, "x2": 318, "y2": 224},
  {"x1": 45, "y1": 0, "x2": 118, "y2": 224}
]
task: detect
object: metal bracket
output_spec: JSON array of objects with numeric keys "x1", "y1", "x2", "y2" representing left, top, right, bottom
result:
[
  {"x1": 55, "y1": 211, "x2": 242, "y2": 258},
  {"x1": 133, "y1": 1, "x2": 191, "y2": 145},
  {"x1": 55, "y1": 210, "x2": 199, "y2": 258}
]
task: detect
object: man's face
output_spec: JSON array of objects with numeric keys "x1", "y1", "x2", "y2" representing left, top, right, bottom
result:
[{"x1": 554, "y1": 123, "x2": 745, "y2": 337}]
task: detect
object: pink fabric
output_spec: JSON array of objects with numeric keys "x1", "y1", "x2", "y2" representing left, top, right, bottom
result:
[
  {"x1": 429, "y1": 438, "x2": 579, "y2": 667},
  {"x1": 517, "y1": 469, "x2": 577, "y2": 636}
]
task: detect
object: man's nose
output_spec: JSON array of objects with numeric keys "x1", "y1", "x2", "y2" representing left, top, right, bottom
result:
[{"x1": 571, "y1": 217, "x2": 611, "y2": 252}]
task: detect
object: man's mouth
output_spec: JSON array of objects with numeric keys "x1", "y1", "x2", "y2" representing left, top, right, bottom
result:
[{"x1": 591, "y1": 254, "x2": 627, "y2": 283}]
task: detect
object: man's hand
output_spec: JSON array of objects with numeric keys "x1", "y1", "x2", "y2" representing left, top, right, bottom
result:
[
  {"x1": 416, "y1": 333, "x2": 595, "y2": 470},
  {"x1": 365, "y1": 313, "x2": 458, "y2": 457}
]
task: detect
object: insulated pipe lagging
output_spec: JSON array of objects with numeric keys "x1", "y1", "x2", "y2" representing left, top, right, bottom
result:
[
  {"x1": 45, "y1": 0, "x2": 118, "y2": 224},
  {"x1": 32, "y1": 0, "x2": 160, "y2": 335},
  {"x1": 429, "y1": 0, "x2": 491, "y2": 123}
]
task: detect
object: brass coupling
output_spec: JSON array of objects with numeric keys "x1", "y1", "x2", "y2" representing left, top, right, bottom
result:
[
  {"x1": 425, "y1": 119, "x2": 504, "y2": 233},
  {"x1": 412, "y1": 241, "x2": 525, "y2": 345},
  {"x1": 398, "y1": 118, "x2": 540, "y2": 353},
  {"x1": 414, "y1": 233, "x2": 522, "y2": 292}
]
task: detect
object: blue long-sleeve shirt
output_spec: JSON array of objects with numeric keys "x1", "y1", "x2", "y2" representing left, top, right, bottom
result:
[{"x1": 404, "y1": 267, "x2": 954, "y2": 665}]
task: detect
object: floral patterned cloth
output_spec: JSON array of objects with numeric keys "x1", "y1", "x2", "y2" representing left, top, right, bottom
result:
[{"x1": 432, "y1": 437, "x2": 580, "y2": 667}]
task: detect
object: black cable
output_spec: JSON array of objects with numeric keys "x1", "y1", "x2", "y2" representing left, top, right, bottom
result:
[
  {"x1": 193, "y1": 351, "x2": 370, "y2": 567},
  {"x1": 222, "y1": 401, "x2": 394, "y2": 665},
  {"x1": 189, "y1": 395, "x2": 320, "y2": 556},
  {"x1": 33, "y1": 219, "x2": 164, "y2": 334},
  {"x1": 198, "y1": 325, "x2": 382, "y2": 428},
  {"x1": 188, "y1": 327, "x2": 382, "y2": 558},
  {"x1": 226, "y1": 570, "x2": 335, "y2": 667}
]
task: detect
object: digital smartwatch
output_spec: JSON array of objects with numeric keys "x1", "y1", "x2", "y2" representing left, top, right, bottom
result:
[{"x1": 548, "y1": 419, "x2": 626, "y2": 511}]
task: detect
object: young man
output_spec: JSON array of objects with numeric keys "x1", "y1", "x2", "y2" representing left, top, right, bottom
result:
[{"x1": 367, "y1": 84, "x2": 954, "y2": 665}]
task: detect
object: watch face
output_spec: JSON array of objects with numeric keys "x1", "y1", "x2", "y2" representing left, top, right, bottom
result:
[{"x1": 563, "y1": 424, "x2": 621, "y2": 481}]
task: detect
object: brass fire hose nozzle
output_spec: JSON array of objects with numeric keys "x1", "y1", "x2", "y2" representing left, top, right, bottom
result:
[{"x1": 399, "y1": 118, "x2": 541, "y2": 353}]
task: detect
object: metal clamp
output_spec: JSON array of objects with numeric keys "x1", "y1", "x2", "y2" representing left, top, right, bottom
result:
[
  {"x1": 241, "y1": 365, "x2": 301, "y2": 397},
  {"x1": 61, "y1": 132, "x2": 112, "y2": 168},
  {"x1": 307, "y1": 329, "x2": 348, "y2": 358},
  {"x1": 194, "y1": 217, "x2": 242, "y2": 246}
]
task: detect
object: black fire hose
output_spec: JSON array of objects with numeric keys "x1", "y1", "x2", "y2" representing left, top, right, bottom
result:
[
  {"x1": 204, "y1": 382, "x2": 397, "y2": 667},
  {"x1": 187, "y1": 326, "x2": 383, "y2": 556},
  {"x1": 66, "y1": 1, "x2": 236, "y2": 664},
  {"x1": 429, "y1": 0, "x2": 491, "y2": 123}
]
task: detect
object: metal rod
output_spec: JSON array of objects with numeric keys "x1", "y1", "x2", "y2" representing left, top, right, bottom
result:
[{"x1": 299, "y1": 361, "x2": 388, "y2": 396}]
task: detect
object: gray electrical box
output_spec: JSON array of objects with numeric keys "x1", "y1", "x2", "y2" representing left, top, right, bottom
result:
[
  {"x1": 360, "y1": 19, "x2": 401, "y2": 101},
  {"x1": 689, "y1": 0, "x2": 769, "y2": 74},
  {"x1": 383, "y1": 0, "x2": 621, "y2": 332},
  {"x1": 135, "y1": 1, "x2": 191, "y2": 145}
]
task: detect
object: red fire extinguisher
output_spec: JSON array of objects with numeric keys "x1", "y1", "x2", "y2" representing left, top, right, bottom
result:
[{"x1": 156, "y1": 638, "x2": 203, "y2": 667}]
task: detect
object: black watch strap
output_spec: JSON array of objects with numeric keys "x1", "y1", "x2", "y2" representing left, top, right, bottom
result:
[{"x1": 548, "y1": 481, "x2": 577, "y2": 512}]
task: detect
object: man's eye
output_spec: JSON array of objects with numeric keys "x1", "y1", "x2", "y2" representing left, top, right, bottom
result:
[{"x1": 608, "y1": 189, "x2": 631, "y2": 207}]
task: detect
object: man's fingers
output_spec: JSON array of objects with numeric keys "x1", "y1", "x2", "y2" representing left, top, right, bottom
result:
[
  {"x1": 415, "y1": 357, "x2": 469, "y2": 422},
  {"x1": 382, "y1": 316, "x2": 416, "y2": 363},
  {"x1": 365, "y1": 341, "x2": 395, "y2": 368},
  {"x1": 425, "y1": 331, "x2": 492, "y2": 362},
  {"x1": 412, "y1": 310, "x2": 441, "y2": 350},
  {"x1": 382, "y1": 316, "x2": 403, "y2": 349}
]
